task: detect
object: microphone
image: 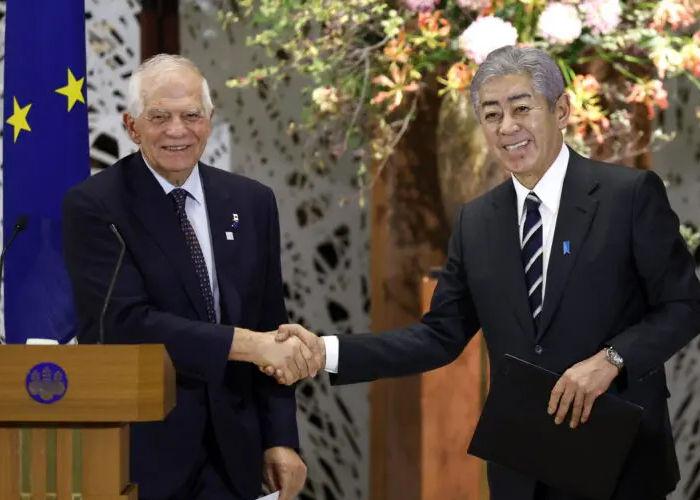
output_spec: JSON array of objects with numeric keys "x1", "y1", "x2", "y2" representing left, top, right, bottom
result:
[
  {"x1": 98, "y1": 224, "x2": 126, "y2": 345},
  {"x1": 0, "y1": 215, "x2": 29, "y2": 284}
]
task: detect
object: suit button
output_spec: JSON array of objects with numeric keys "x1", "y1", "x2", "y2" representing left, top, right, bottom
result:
[{"x1": 534, "y1": 345, "x2": 543, "y2": 355}]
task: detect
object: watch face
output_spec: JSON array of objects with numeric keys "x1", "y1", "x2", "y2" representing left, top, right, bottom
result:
[{"x1": 607, "y1": 348, "x2": 622, "y2": 366}]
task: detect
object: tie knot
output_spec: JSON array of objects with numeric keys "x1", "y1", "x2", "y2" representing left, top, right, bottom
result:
[
  {"x1": 525, "y1": 192, "x2": 541, "y2": 213},
  {"x1": 170, "y1": 188, "x2": 189, "y2": 213}
]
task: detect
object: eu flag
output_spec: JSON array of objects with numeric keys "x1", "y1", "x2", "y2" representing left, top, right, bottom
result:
[{"x1": 2, "y1": 0, "x2": 89, "y2": 343}]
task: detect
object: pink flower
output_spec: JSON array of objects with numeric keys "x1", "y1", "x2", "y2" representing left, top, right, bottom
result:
[
  {"x1": 404, "y1": 0, "x2": 439, "y2": 12},
  {"x1": 458, "y1": 16, "x2": 519, "y2": 64},
  {"x1": 538, "y1": 3, "x2": 583, "y2": 44},
  {"x1": 578, "y1": 0, "x2": 622, "y2": 35},
  {"x1": 455, "y1": 0, "x2": 492, "y2": 11}
]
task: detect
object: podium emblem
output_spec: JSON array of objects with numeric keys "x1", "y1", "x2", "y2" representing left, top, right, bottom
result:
[{"x1": 25, "y1": 362, "x2": 68, "y2": 404}]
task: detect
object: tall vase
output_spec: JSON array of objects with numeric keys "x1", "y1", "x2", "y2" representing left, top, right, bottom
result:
[
  {"x1": 436, "y1": 91, "x2": 508, "y2": 226},
  {"x1": 369, "y1": 80, "x2": 452, "y2": 500}
]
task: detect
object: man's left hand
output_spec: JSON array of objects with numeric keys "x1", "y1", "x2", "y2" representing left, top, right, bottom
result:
[
  {"x1": 263, "y1": 447, "x2": 307, "y2": 500},
  {"x1": 548, "y1": 350, "x2": 619, "y2": 429}
]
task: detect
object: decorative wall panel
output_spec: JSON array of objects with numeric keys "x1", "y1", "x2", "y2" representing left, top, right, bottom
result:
[
  {"x1": 180, "y1": 3, "x2": 371, "y2": 498},
  {"x1": 656, "y1": 79, "x2": 700, "y2": 500}
]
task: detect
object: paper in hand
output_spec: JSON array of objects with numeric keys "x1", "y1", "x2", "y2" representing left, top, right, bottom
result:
[{"x1": 259, "y1": 492, "x2": 280, "y2": 500}]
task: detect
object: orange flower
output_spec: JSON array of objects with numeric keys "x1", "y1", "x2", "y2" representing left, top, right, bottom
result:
[
  {"x1": 384, "y1": 31, "x2": 412, "y2": 63},
  {"x1": 437, "y1": 62, "x2": 473, "y2": 95},
  {"x1": 446, "y1": 62, "x2": 472, "y2": 89},
  {"x1": 418, "y1": 10, "x2": 451, "y2": 36},
  {"x1": 567, "y1": 74, "x2": 610, "y2": 144},
  {"x1": 416, "y1": 10, "x2": 451, "y2": 48},
  {"x1": 626, "y1": 80, "x2": 669, "y2": 119},
  {"x1": 372, "y1": 63, "x2": 421, "y2": 112},
  {"x1": 650, "y1": 0, "x2": 696, "y2": 31},
  {"x1": 681, "y1": 41, "x2": 700, "y2": 76}
]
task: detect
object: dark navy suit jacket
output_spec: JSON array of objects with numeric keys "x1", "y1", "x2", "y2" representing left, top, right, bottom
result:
[
  {"x1": 330, "y1": 148, "x2": 700, "y2": 500},
  {"x1": 62, "y1": 153, "x2": 298, "y2": 499}
]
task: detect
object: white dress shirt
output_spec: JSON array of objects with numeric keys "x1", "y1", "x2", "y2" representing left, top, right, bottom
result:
[
  {"x1": 321, "y1": 143, "x2": 569, "y2": 374},
  {"x1": 512, "y1": 143, "x2": 569, "y2": 298},
  {"x1": 143, "y1": 156, "x2": 221, "y2": 323}
]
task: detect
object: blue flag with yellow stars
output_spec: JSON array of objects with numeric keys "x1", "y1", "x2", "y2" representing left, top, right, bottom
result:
[{"x1": 2, "y1": 0, "x2": 89, "y2": 343}]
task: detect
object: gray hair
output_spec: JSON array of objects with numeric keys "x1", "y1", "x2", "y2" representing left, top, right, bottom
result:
[
  {"x1": 469, "y1": 46, "x2": 565, "y2": 117},
  {"x1": 126, "y1": 53, "x2": 214, "y2": 117}
]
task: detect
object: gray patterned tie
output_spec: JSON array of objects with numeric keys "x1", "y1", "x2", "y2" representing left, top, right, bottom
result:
[{"x1": 170, "y1": 188, "x2": 216, "y2": 323}]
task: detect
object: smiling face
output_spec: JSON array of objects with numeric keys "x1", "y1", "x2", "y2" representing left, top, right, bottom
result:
[
  {"x1": 123, "y1": 68, "x2": 213, "y2": 186},
  {"x1": 477, "y1": 73, "x2": 570, "y2": 189}
]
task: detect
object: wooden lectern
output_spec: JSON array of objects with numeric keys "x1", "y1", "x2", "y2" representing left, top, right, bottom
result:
[
  {"x1": 420, "y1": 272, "x2": 490, "y2": 500},
  {"x1": 0, "y1": 344, "x2": 175, "y2": 500}
]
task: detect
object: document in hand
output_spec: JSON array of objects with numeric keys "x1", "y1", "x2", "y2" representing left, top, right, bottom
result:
[
  {"x1": 259, "y1": 492, "x2": 279, "y2": 500},
  {"x1": 468, "y1": 354, "x2": 643, "y2": 500}
]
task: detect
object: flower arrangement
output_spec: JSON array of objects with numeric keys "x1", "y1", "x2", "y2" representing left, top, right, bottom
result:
[{"x1": 221, "y1": 0, "x2": 700, "y2": 186}]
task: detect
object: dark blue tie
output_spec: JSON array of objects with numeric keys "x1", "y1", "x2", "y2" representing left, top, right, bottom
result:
[
  {"x1": 170, "y1": 188, "x2": 217, "y2": 323},
  {"x1": 522, "y1": 192, "x2": 543, "y2": 326}
]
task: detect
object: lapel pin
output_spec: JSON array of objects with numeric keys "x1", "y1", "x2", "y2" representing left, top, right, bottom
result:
[
  {"x1": 232, "y1": 213, "x2": 239, "y2": 230},
  {"x1": 563, "y1": 241, "x2": 570, "y2": 255}
]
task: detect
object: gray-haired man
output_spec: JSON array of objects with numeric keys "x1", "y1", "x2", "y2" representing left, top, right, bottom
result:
[{"x1": 269, "y1": 45, "x2": 700, "y2": 500}]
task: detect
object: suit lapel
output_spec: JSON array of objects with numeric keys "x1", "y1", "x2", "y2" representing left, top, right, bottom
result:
[
  {"x1": 489, "y1": 181, "x2": 537, "y2": 339},
  {"x1": 126, "y1": 155, "x2": 210, "y2": 321},
  {"x1": 200, "y1": 166, "x2": 243, "y2": 325},
  {"x1": 535, "y1": 150, "x2": 599, "y2": 342}
]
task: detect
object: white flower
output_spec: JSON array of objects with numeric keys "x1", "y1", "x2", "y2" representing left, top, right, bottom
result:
[
  {"x1": 458, "y1": 16, "x2": 519, "y2": 64},
  {"x1": 538, "y1": 3, "x2": 583, "y2": 44},
  {"x1": 311, "y1": 86, "x2": 340, "y2": 113}
]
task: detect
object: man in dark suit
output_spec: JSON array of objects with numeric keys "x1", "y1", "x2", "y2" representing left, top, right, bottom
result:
[
  {"x1": 62, "y1": 54, "x2": 319, "y2": 500},
  {"x1": 268, "y1": 46, "x2": 700, "y2": 499}
]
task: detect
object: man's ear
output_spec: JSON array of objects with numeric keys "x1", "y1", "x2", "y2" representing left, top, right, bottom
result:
[
  {"x1": 556, "y1": 92, "x2": 571, "y2": 130},
  {"x1": 123, "y1": 113, "x2": 140, "y2": 144}
]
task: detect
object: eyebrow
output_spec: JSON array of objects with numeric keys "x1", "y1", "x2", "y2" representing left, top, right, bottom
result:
[
  {"x1": 146, "y1": 108, "x2": 203, "y2": 115},
  {"x1": 481, "y1": 93, "x2": 533, "y2": 108}
]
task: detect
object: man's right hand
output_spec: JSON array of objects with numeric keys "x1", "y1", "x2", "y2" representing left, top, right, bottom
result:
[
  {"x1": 229, "y1": 328, "x2": 322, "y2": 385},
  {"x1": 261, "y1": 324, "x2": 326, "y2": 384}
]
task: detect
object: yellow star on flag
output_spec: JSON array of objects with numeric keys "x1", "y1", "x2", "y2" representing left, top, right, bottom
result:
[
  {"x1": 6, "y1": 97, "x2": 32, "y2": 143},
  {"x1": 55, "y1": 68, "x2": 85, "y2": 111}
]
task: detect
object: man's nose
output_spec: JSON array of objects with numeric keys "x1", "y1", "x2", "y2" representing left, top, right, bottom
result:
[
  {"x1": 499, "y1": 113, "x2": 519, "y2": 135},
  {"x1": 165, "y1": 116, "x2": 187, "y2": 136}
]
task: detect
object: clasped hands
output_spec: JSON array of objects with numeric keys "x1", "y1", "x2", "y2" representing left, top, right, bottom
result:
[{"x1": 254, "y1": 324, "x2": 324, "y2": 385}]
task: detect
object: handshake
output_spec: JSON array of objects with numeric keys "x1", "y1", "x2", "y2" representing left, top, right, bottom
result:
[{"x1": 250, "y1": 324, "x2": 325, "y2": 385}]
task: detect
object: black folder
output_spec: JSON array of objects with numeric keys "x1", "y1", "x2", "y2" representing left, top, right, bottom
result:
[{"x1": 467, "y1": 354, "x2": 643, "y2": 500}]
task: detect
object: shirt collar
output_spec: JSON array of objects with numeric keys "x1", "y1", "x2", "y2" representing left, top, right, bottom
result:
[
  {"x1": 513, "y1": 142, "x2": 569, "y2": 220},
  {"x1": 141, "y1": 153, "x2": 204, "y2": 206}
]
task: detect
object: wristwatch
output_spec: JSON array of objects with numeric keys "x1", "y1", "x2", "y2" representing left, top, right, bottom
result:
[{"x1": 604, "y1": 346, "x2": 624, "y2": 370}]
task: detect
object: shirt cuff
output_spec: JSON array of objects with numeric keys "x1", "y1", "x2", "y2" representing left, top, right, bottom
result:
[{"x1": 322, "y1": 335, "x2": 339, "y2": 373}]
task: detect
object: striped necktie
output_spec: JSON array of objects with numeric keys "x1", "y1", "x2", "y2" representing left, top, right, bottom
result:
[{"x1": 522, "y1": 192, "x2": 543, "y2": 326}]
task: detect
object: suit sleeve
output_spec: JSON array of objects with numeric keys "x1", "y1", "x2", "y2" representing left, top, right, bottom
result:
[
  {"x1": 252, "y1": 189, "x2": 299, "y2": 451},
  {"x1": 331, "y1": 205, "x2": 481, "y2": 385},
  {"x1": 608, "y1": 170, "x2": 700, "y2": 382},
  {"x1": 62, "y1": 186, "x2": 233, "y2": 384}
]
